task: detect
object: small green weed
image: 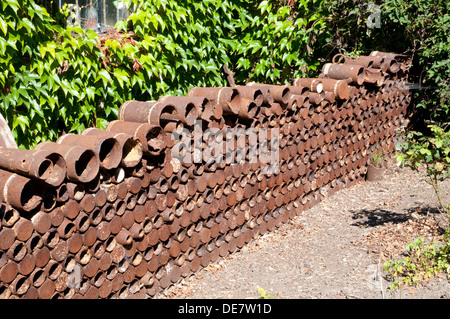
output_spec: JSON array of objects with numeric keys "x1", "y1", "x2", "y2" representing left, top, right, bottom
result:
[
  {"x1": 384, "y1": 232, "x2": 450, "y2": 289},
  {"x1": 371, "y1": 148, "x2": 385, "y2": 168},
  {"x1": 257, "y1": 287, "x2": 281, "y2": 299}
]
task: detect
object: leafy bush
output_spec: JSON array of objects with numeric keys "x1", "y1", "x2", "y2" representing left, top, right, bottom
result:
[
  {"x1": 324, "y1": 0, "x2": 450, "y2": 124},
  {"x1": 389, "y1": 124, "x2": 450, "y2": 289},
  {"x1": 2, "y1": 0, "x2": 447, "y2": 149},
  {"x1": 384, "y1": 234, "x2": 450, "y2": 289},
  {"x1": 381, "y1": 0, "x2": 450, "y2": 122},
  {"x1": 0, "y1": 0, "x2": 121, "y2": 148},
  {"x1": 0, "y1": 0, "x2": 329, "y2": 149},
  {"x1": 395, "y1": 125, "x2": 450, "y2": 216}
]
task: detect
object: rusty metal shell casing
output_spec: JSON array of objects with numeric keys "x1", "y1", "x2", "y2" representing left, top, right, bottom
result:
[
  {"x1": 157, "y1": 96, "x2": 201, "y2": 126},
  {"x1": 363, "y1": 68, "x2": 384, "y2": 86},
  {"x1": 238, "y1": 98, "x2": 260, "y2": 119},
  {"x1": 322, "y1": 63, "x2": 365, "y2": 85},
  {"x1": 81, "y1": 128, "x2": 143, "y2": 168},
  {"x1": 293, "y1": 78, "x2": 323, "y2": 93},
  {"x1": 310, "y1": 78, "x2": 350, "y2": 100},
  {"x1": 119, "y1": 100, "x2": 181, "y2": 130},
  {"x1": 35, "y1": 142, "x2": 99, "y2": 183},
  {"x1": 234, "y1": 86, "x2": 264, "y2": 107},
  {"x1": 56, "y1": 133, "x2": 121, "y2": 170},
  {"x1": 106, "y1": 120, "x2": 167, "y2": 156},
  {"x1": 187, "y1": 87, "x2": 241, "y2": 115},
  {"x1": 370, "y1": 51, "x2": 408, "y2": 72},
  {"x1": 344, "y1": 55, "x2": 389, "y2": 72},
  {"x1": 0, "y1": 169, "x2": 44, "y2": 211},
  {"x1": 246, "y1": 83, "x2": 291, "y2": 106},
  {"x1": 0, "y1": 147, "x2": 66, "y2": 187}
]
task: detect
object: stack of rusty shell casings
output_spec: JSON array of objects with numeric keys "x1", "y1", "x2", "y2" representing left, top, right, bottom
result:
[
  {"x1": 0, "y1": 147, "x2": 67, "y2": 212},
  {"x1": 0, "y1": 51, "x2": 411, "y2": 299}
]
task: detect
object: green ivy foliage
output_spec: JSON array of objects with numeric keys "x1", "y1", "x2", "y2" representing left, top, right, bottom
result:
[
  {"x1": 0, "y1": 0, "x2": 328, "y2": 149},
  {"x1": 2, "y1": 0, "x2": 447, "y2": 149}
]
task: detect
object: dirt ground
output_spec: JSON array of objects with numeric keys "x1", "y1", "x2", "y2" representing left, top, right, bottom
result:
[{"x1": 155, "y1": 164, "x2": 450, "y2": 299}]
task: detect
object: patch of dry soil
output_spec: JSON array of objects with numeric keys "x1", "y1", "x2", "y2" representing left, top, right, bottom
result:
[{"x1": 155, "y1": 166, "x2": 450, "y2": 299}]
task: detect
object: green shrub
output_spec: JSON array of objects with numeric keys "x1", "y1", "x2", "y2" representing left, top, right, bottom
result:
[
  {"x1": 324, "y1": 0, "x2": 450, "y2": 123},
  {"x1": 2, "y1": 0, "x2": 448, "y2": 149},
  {"x1": 0, "y1": 0, "x2": 329, "y2": 149},
  {"x1": 384, "y1": 233, "x2": 450, "y2": 289},
  {"x1": 381, "y1": 0, "x2": 450, "y2": 122},
  {"x1": 390, "y1": 124, "x2": 450, "y2": 288},
  {"x1": 395, "y1": 125, "x2": 450, "y2": 216}
]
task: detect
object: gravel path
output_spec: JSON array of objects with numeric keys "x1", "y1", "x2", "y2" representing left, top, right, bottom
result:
[{"x1": 155, "y1": 165, "x2": 450, "y2": 299}]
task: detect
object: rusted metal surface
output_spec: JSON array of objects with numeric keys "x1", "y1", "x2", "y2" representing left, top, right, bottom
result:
[
  {"x1": 293, "y1": 78, "x2": 323, "y2": 93},
  {"x1": 0, "y1": 52, "x2": 411, "y2": 299},
  {"x1": 322, "y1": 63, "x2": 365, "y2": 85},
  {"x1": 0, "y1": 148, "x2": 66, "y2": 187},
  {"x1": 119, "y1": 100, "x2": 183, "y2": 132},
  {"x1": 35, "y1": 142, "x2": 99, "y2": 183},
  {"x1": 246, "y1": 83, "x2": 291, "y2": 106},
  {"x1": 106, "y1": 120, "x2": 167, "y2": 156},
  {"x1": 56, "y1": 133, "x2": 122, "y2": 170},
  {"x1": 157, "y1": 96, "x2": 201, "y2": 126},
  {"x1": 81, "y1": 128, "x2": 143, "y2": 168},
  {"x1": 188, "y1": 87, "x2": 242, "y2": 115},
  {"x1": 0, "y1": 169, "x2": 44, "y2": 212}
]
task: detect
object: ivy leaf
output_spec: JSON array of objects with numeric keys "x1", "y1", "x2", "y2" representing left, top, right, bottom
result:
[
  {"x1": 40, "y1": 42, "x2": 56, "y2": 59},
  {"x1": 113, "y1": 69, "x2": 129, "y2": 89},
  {"x1": 20, "y1": 18, "x2": 36, "y2": 33},
  {"x1": 97, "y1": 69, "x2": 112, "y2": 87},
  {"x1": 4, "y1": 0, "x2": 20, "y2": 13},
  {"x1": 0, "y1": 17, "x2": 7, "y2": 35},
  {"x1": 13, "y1": 115, "x2": 29, "y2": 133}
]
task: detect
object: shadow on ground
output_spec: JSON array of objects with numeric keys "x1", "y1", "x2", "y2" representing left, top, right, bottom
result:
[{"x1": 350, "y1": 206, "x2": 443, "y2": 228}]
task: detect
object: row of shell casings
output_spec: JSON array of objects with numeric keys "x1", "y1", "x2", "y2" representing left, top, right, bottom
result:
[
  {"x1": 0, "y1": 137, "x2": 386, "y2": 300},
  {"x1": 161, "y1": 104, "x2": 398, "y2": 185},
  {"x1": 0, "y1": 121, "x2": 168, "y2": 213},
  {"x1": 266, "y1": 95, "x2": 404, "y2": 136},
  {"x1": 0, "y1": 65, "x2": 410, "y2": 300},
  {"x1": 318, "y1": 51, "x2": 410, "y2": 86},
  {"x1": 0, "y1": 195, "x2": 177, "y2": 298},
  {"x1": 115, "y1": 78, "x2": 407, "y2": 153},
  {"x1": 170, "y1": 113, "x2": 391, "y2": 172},
  {"x1": 117, "y1": 88, "x2": 285, "y2": 130},
  {"x1": 355, "y1": 89, "x2": 411, "y2": 113},
  {"x1": 346, "y1": 81, "x2": 409, "y2": 106},
  {"x1": 168, "y1": 103, "x2": 380, "y2": 166},
  {"x1": 118, "y1": 78, "x2": 352, "y2": 128},
  {"x1": 146, "y1": 161, "x2": 374, "y2": 287}
]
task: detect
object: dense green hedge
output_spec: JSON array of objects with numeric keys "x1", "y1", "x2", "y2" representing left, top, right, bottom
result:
[
  {"x1": 0, "y1": 0, "x2": 448, "y2": 149},
  {"x1": 0, "y1": 0, "x2": 328, "y2": 149},
  {"x1": 324, "y1": 0, "x2": 450, "y2": 126}
]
